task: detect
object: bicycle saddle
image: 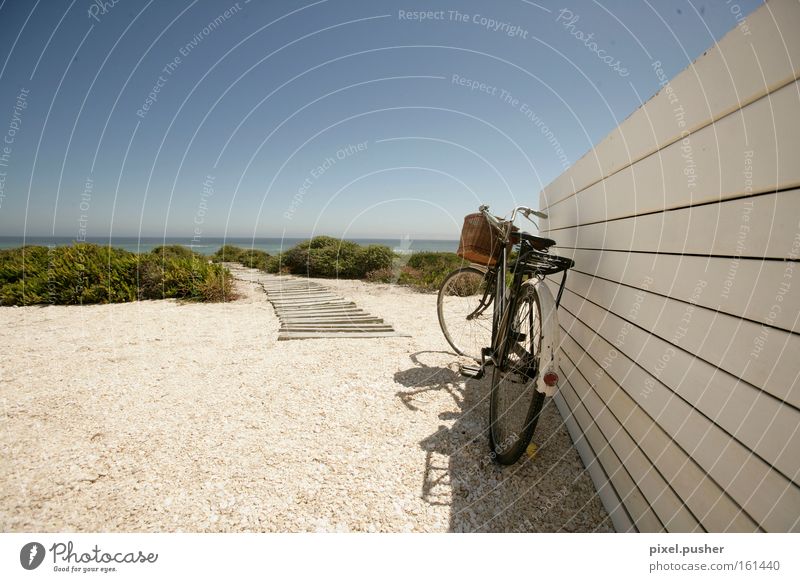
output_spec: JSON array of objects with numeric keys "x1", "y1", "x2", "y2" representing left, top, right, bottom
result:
[{"x1": 513, "y1": 231, "x2": 556, "y2": 251}]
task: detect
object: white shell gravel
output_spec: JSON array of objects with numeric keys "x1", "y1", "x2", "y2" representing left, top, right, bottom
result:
[{"x1": 0, "y1": 272, "x2": 612, "y2": 532}]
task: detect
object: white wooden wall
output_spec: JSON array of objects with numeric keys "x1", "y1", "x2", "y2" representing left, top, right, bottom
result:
[{"x1": 538, "y1": 0, "x2": 800, "y2": 532}]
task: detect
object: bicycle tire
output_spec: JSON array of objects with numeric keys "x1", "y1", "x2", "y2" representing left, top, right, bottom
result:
[
  {"x1": 437, "y1": 266, "x2": 494, "y2": 360},
  {"x1": 489, "y1": 282, "x2": 546, "y2": 465}
]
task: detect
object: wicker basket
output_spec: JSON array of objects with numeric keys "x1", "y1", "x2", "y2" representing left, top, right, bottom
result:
[{"x1": 457, "y1": 212, "x2": 506, "y2": 266}]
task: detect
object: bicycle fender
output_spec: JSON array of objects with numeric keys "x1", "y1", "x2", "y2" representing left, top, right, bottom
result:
[{"x1": 532, "y1": 279, "x2": 560, "y2": 397}]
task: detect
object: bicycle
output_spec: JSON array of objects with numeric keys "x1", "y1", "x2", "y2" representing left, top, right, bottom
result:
[{"x1": 437, "y1": 205, "x2": 574, "y2": 465}]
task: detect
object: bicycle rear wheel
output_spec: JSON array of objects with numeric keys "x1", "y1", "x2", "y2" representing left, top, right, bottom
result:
[
  {"x1": 489, "y1": 282, "x2": 545, "y2": 465},
  {"x1": 437, "y1": 266, "x2": 494, "y2": 360}
]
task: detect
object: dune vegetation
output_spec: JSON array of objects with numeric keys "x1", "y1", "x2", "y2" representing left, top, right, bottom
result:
[
  {"x1": 0, "y1": 243, "x2": 233, "y2": 306},
  {"x1": 218, "y1": 237, "x2": 465, "y2": 292},
  {"x1": 0, "y1": 237, "x2": 466, "y2": 306}
]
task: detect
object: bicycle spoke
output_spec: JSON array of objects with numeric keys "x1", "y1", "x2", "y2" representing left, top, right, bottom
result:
[{"x1": 437, "y1": 268, "x2": 494, "y2": 360}]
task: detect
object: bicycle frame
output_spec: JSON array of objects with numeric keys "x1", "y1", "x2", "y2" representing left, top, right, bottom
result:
[{"x1": 466, "y1": 205, "x2": 572, "y2": 392}]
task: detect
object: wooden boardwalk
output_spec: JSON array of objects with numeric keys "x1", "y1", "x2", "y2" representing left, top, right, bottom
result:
[{"x1": 229, "y1": 266, "x2": 407, "y2": 340}]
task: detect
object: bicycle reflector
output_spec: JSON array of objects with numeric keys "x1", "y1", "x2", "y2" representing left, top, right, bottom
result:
[{"x1": 543, "y1": 371, "x2": 559, "y2": 387}]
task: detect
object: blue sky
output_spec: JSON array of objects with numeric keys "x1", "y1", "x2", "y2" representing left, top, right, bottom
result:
[{"x1": 0, "y1": 0, "x2": 762, "y2": 240}]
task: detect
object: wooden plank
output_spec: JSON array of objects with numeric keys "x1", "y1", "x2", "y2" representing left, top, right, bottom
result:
[
  {"x1": 281, "y1": 316, "x2": 383, "y2": 324},
  {"x1": 278, "y1": 331, "x2": 407, "y2": 340},
  {"x1": 550, "y1": 189, "x2": 800, "y2": 259},
  {"x1": 250, "y1": 272, "x2": 402, "y2": 340},
  {"x1": 273, "y1": 303, "x2": 346, "y2": 309},
  {"x1": 278, "y1": 311, "x2": 370, "y2": 318},
  {"x1": 540, "y1": 0, "x2": 800, "y2": 208},
  {"x1": 266, "y1": 288, "x2": 334, "y2": 294},
  {"x1": 268, "y1": 293, "x2": 337, "y2": 300},
  {"x1": 274, "y1": 303, "x2": 356, "y2": 312},
  {"x1": 555, "y1": 248, "x2": 800, "y2": 333},
  {"x1": 279, "y1": 324, "x2": 394, "y2": 330},
  {"x1": 270, "y1": 298, "x2": 344, "y2": 307},
  {"x1": 557, "y1": 307, "x2": 800, "y2": 531},
  {"x1": 274, "y1": 307, "x2": 362, "y2": 315},
  {"x1": 544, "y1": 81, "x2": 800, "y2": 230},
  {"x1": 274, "y1": 311, "x2": 367, "y2": 319},
  {"x1": 559, "y1": 331, "x2": 760, "y2": 532},
  {"x1": 557, "y1": 287, "x2": 800, "y2": 480},
  {"x1": 261, "y1": 285, "x2": 326, "y2": 292}
]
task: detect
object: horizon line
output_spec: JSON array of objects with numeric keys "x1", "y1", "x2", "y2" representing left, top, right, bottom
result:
[{"x1": 0, "y1": 234, "x2": 459, "y2": 242}]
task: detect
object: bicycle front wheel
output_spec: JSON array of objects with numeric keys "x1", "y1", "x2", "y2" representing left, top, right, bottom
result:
[
  {"x1": 437, "y1": 266, "x2": 494, "y2": 360},
  {"x1": 489, "y1": 282, "x2": 545, "y2": 465}
]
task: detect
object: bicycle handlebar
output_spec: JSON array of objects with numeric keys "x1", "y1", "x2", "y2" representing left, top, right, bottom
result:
[{"x1": 478, "y1": 205, "x2": 548, "y2": 240}]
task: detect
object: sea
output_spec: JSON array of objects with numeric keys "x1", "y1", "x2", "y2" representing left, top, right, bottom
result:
[{"x1": 0, "y1": 236, "x2": 458, "y2": 255}]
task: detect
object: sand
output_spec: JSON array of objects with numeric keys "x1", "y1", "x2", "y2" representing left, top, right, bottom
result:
[{"x1": 0, "y1": 269, "x2": 612, "y2": 532}]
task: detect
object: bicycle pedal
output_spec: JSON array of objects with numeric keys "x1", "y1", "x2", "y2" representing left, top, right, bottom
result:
[{"x1": 459, "y1": 364, "x2": 485, "y2": 379}]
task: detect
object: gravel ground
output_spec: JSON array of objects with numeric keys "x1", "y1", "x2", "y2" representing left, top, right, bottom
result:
[{"x1": 0, "y1": 268, "x2": 612, "y2": 532}]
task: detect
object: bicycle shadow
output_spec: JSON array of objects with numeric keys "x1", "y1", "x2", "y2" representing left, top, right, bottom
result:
[{"x1": 395, "y1": 350, "x2": 601, "y2": 532}]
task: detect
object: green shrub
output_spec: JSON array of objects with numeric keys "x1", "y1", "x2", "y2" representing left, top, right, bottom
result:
[
  {"x1": 396, "y1": 252, "x2": 466, "y2": 291},
  {"x1": 357, "y1": 245, "x2": 394, "y2": 275},
  {"x1": 151, "y1": 244, "x2": 197, "y2": 260},
  {"x1": 264, "y1": 254, "x2": 284, "y2": 274},
  {"x1": 0, "y1": 243, "x2": 233, "y2": 306},
  {"x1": 281, "y1": 236, "x2": 393, "y2": 279},
  {"x1": 211, "y1": 244, "x2": 245, "y2": 262},
  {"x1": 211, "y1": 244, "x2": 271, "y2": 270}
]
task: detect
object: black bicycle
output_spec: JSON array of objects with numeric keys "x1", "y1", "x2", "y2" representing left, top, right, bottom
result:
[{"x1": 437, "y1": 205, "x2": 574, "y2": 464}]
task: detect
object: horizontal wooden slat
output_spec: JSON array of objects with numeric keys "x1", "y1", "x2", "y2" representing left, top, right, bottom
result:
[
  {"x1": 550, "y1": 188, "x2": 800, "y2": 259},
  {"x1": 557, "y1": 287, "x2": 800, "y2": 480},
  {"x1": 549, "y1": 271, "x2": 800, "y2": 407},
  {"x1": 541, "y1": 0, "x2": 800, "y2": 208},
  {"x1": 556, "y1": 306, "x2": 800, "y2": 532},
  {"x1": 231, "y1": 266, "x2": 405, "y2": 340},
  {"x1": 278, "y1": 331, "x2": 408, "y2": 340},
  {"x1": 556, "y1": 248, "x2": 800, "y2": 333},
  {"x1": 544, "y1": 80, "x2": 800, "y2": 230},
  {"x1": 558, "y1": 331, "x2": 759, "y2": 532}
]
